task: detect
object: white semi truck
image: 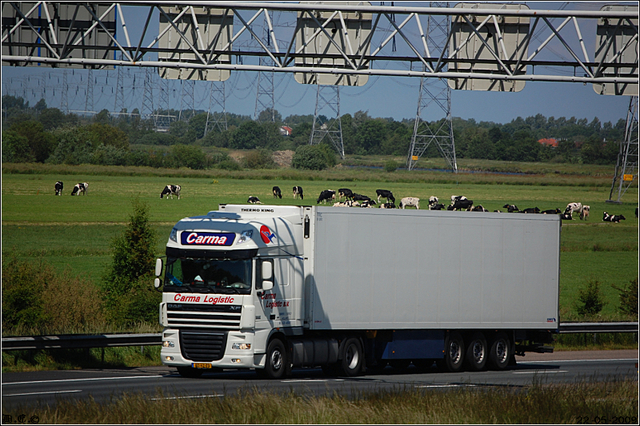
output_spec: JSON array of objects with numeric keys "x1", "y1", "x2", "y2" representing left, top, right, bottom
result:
[{"x1": 154, "y1": 204, "x2": 560, "y2": 378}]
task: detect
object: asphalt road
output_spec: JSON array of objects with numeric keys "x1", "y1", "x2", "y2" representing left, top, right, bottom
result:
[{"x1": 2, "y1": 350, "x2": 637, "y2": 411}]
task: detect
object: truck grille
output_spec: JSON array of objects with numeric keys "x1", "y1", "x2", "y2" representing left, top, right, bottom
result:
[
  {"x1": 166, "y1": 303, "x2": 242, "y2": 329},
  {"x1": 180, "y1": 330, "x2": 227, "y2": 362}
]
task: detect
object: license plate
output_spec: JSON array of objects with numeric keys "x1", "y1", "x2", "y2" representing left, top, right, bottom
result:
[{"x1": 192, "y1": 363, "x2": 212, "y2": 369}]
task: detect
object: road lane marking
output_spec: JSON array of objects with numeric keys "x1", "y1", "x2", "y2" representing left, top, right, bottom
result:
[
  {"x1": 415, "y1": 384, "x2": 478, "y2": 388},
  {"x1": 4, "y1": 390, "x2": 83, "y2": 397},
  {"x1": 512, "y1": 370, "x2": 568, "y2": 374},
  {"x1": 519, "y1": 358, "x2": 637, "y2": 364},
  {"x1": 150, "y1": 394, "x2": 223, "y2": 400},
  {"x1": 2, "y1": 375, "x2": 165, "y2": 386}
]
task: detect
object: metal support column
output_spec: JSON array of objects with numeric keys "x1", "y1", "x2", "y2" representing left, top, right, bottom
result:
[
  {"x1": 608, "y1": 96, "x2": 638, "y2": 203},
  {"x1": 310, "y1": 84, "x2": 344, "y2": 159}
]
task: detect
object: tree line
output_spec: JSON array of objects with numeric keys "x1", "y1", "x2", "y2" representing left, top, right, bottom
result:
[{"x1": 2, "y1": 95, "x2": 626, "y2": 169}]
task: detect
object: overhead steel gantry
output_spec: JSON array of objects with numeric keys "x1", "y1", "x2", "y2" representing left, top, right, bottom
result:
[{"x1": 2, "y1": 1, "x2": 637, "y2": 90}]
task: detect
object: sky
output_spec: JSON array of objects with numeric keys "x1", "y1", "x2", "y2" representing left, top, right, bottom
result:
[{"x1": 1, "y1": 1, "x2": 635, "y2": 126}]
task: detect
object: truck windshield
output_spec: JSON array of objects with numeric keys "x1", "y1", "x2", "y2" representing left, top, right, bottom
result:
[{"x1": 164, "y1": 257, "x2": 252, "y2": 294}]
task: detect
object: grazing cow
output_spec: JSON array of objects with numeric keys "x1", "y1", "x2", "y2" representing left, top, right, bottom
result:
[
  {"x1": 54, "y1": 181, "x2": 63, "y2": 196},
  {"x1": 520, "y1": 207, "x2": 540, "y2": 214},
  {"x1": 428, "y1": 196, "x2": 439, "y2": 210},
  {"x1": 399, "y1": 197, "x2": 420, "y2": 209},
  {"x1": 448, "y1": 199, "x2": 473, "y2": 211},
  {"x1": 579, "y1": 205, "x2": 590, "y2": 221},
  {"x1": 451, "y1": 195, "x2": 468, "y2": 205},
  {"x1": 560, "y1": 207, "x2": 573, "y2": 220},
  {"x1": 603, "y1": 212, "x2": 626, "y2": 223},
  {"x1": 376, "y1": 189, "x2": 395, "y2": 204},
  {"x1": 316, "y1": 190, "x2": 336, "y2": 204},
  {"x1": 272, "y1": 186, "x2": 282, "y2": 199},
  {"x1": 352, "y1": 193, "x2": 373, "y2": 203},
  {"x1": 338, "y1": 188, "x2": 353, "y2": 201},
  {"x1": 248, "y1": 196, "x2": 263, "y2": 204},
  {"x1": 71, "y1": 182, "x2": 88, "y2": 196},
  {"x1": 503, "y1": 204, "x2": 519, "y2": 213},
  {"x1": 566, "y1": 202, "x2": 582, "y2": 217},
  {"x1": 359, "y1": 199, "x2": 377, "y2": 208},
  {"x1": 380, "y1": 202, "x2": 396, "y2": 209},
  {"x1": 541, "y1": 208, "x2": 562, "y2": 214},
  {"x1": 293, "y1": 186, "x2": 304, "y2": 200},
  {"x1": 160, "y1": 184, "x2": 181, "y2": 199},
  {"x1": 471, "y1": 205, "x2": 488, "y2": 212},
  {"x1": 431, "y1": 203, "x2": 445, "y2": 210}
]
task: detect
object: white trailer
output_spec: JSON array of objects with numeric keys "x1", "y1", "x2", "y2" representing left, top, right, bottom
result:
[{"x1": 155, "y1": 204, "x2": 560, "y2": 378}]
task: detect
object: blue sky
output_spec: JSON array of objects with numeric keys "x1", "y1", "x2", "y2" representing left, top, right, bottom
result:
[{"x1": 2, "y1": 1, "x2": 634, "y2": 126}]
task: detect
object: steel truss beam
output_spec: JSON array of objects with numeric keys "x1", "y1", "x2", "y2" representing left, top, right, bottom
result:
[{"x1": 2, "y1": 2, "x2": 637, "y2": 87}]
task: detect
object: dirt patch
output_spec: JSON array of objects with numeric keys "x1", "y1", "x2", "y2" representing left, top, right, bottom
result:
[{"x1": 272, "y1": 150, "x2": 294, "y2": 168}]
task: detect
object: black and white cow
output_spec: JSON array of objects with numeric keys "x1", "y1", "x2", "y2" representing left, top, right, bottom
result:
[
  {"x1": 566, "y1": 202, "x2": 582, "y2": 217},
  {"x1": 503, "y1": 204, "x2": 519, "y2": 213},
  {"x1": 580, "y1": 205, "x2": 590, "y2": 221},
  {"x1": 603, "y1": 211, "x2": 625, "y2": 223},
  {"x1": 520, "y1": 207, "x2": 540, "y2": 214},
  {"x1": 316, "y1": 190, "x2": 336, "y2": 204},
  {"x1": 160, "y1": 184, "x2": 181, "y2": 199},
  {"x1": 272, "y1": 186, "x2": 282, "y2": 199},
  {"x1": 71, "y1": 182, "x2": 88, "y2": 196},
  {"x1": 338, "y1": 188, "x2": 353, "y2": 201},
  {"x1": 352, "y1": 193, "x2": 373, "y2": 203},
  {"x1": 560, "y1": 207, "x2": 573, "y2": 220},
  {"x1": 451, "y1": 195, "x2": 468, "y2": 205},
  {"x1": 541, "y1": 208, "x2": 562, "y2": 214},
  {"x1": 248, "y1": 196, "x2": 263, "y2": 204},
  {"x1": 380, "y1": 202, "x2": 396, "y2": 209},
  {"x1": 376, "y1": 189, "x2": 395, "y2": 204},
  {"x1": 55, "y1": 181, "x2": 63, "y2": 196},
  {"x1": 448, "y1": 199, "x2": 473, "y2": 211},
  {"x1": 431, "y1": 203, "x2": 445, "y2": 210},
  {"x1": 428, "y1": 196, "x2": 439, "y2": 210},
  {"x1": 293, "y1": 186, "x2": 304, "y2": 200},
  {"x1": 471, "y1": 205, "x2": 488, "y2": 212}
]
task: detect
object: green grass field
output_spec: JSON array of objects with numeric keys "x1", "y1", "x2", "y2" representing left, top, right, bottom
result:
[{"x1": 2, "y1": 167, "x2": 638, "y2": 321}]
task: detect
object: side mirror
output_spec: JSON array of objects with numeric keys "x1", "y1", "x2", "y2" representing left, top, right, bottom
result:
[
  {"x1": 155, "y1": 258, "x2": 163, "y2": 277},
  {"x1": 262, "y1": 280, "x2": 273, "y2": 291},
  {"x1": 261, "y1": 261, "x2": 273, "y2": 281},
  {"x1": 154, "y1": 277, "x2": 162, "y2": 290}
]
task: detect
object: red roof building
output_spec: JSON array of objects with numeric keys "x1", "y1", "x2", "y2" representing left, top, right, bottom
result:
[{"x1": 538, "y1": 138, "x2": 558, "y2": 147}]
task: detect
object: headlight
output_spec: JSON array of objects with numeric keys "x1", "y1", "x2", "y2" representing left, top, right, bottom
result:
[
  {"x1": 232, "y1": 343, "x2": 251, "y2": 350},
  {"x1": 162, "y1": 340, "x2": 175, "y2": 348},
  {"x1": 237, "y1": 230, "x2": 253, "y2": 245},
  {"x1": 169, "y1": 227, "x2": 178, "y2": 242}
]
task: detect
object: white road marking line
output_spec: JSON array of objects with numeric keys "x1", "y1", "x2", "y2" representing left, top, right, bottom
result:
[
  {"x1": 520, "y1": 358, "x2": 637, "y2": 364},
  {"x1": 2, "y1": 375, "x2": 164, "y2": 386},
  {"x1": 282, "y1": 379, "x2": 345, "y2": 383},
  {"x1": 150, "y1": 394, "x2": 223, "y2": 400},
  {"x1": 512, "y1": 370, "x2": 568, "y2": 374},
  {"x1": 4, "y1": 389, "x2": 83, "y2": 397},
  {"x1": 415, "y1": 384, "x2": 478, "y2": 388}
]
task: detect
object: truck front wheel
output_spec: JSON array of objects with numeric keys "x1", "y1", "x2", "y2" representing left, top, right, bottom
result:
[
  {"x1": 443, "y1": 332, "x2": 465, "y2": 372},
  {"x1": 465, "y1": 332, "x2": 488, "y2": 371},
  {"x1": 340, "y1": 337, "x2": 364, "y2": 377},
  {"x1": 259, "y1": 339, "x2": 290, "y2": 379}
]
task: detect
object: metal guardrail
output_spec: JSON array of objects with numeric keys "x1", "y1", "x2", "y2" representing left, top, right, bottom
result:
[{"x1": 1, "y1": 323, "x2": 637, "y2": 351}]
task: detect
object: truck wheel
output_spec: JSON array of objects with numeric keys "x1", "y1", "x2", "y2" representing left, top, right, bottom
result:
[
  {"x1": 465, "y1": 332, "x2": 488, "y2": 371},
  {"x1": 261, "y1": 339, "x2": 289, "y2": 379},
  {"x1": 489, "y1": 332, "x2": 511, "y2": 370},
  {"x1": 340, "y1": 337, "x2": 364, "y2": 377},
  {"x1": 444, "y1": 332, "x2": 465, "y2": 372},
  {"x1": 177, "y1": 366, "x2": 203, "y2": 378}
]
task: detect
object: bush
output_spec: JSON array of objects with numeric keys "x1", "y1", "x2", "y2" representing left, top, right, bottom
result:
[
  {"x1": 575, "y1": 280, "x2": 607, "y2": 317},
  {"x1": 384, "y1": 160, "x2": 398, "y2": 172},
  {"x1": 612, "y1": 277, "x2": 638, "y2": 317},
  {"x1": 243, "y1": 149, "x2": 277, "y2": 169},
  {"x1": 216, "y1": 159, "x2": 242, "y2": 171},
  {"x1": 292, "y1": 145, "x2": 330, "y2": 170}
]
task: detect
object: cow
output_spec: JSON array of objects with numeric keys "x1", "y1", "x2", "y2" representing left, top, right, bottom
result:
[
  {"x1": 376, "y1": 189, "x2": 395, "y2": 204},
  {"x1": 471, "y1": 205, "x2": 488, "y2": 212},
  {"x1": 293, "y1": 186, "x2": 304, "y2": 200},
  {"x1": 431, "y1": 203, "x2": 445, "y2": 210},
  {"x1": 248, "y1": 196, "x2": 263, "y2": 204},
  {"x1": 503, "y1": 204, "x2": 519, "y2": 213},
  {"x1": 352, "y1": 193, "x2": 373, "y2": 203},
  {"x1": 54, "y1": 181, "x2": 63, "y2": 196},
  {"x1": 560, "y1": 207, "x2": 573, "y2": 220},
  {"x1": 359, "y1": 199, "x2": 377, "y2": 208},
  {"x1": 541, "y1": 208, "x2": 562, "y2": 214},
  {"x1": 399, "y1": 197, "x2": 420, "y2": 209},
  {"x1": 520, "y1": 207, "x2": 540, "y2": 214},
  {"x1": 316, "y1": 190, "x2": 336, "y2": 204},
  {"x1": 272, "y1": 186, "x2": 282, "y2": 199},
  {"x1": 603, "y1": 212, "x2": 626, "y2": 223},
  {"x1": 580, "y1": 205, "x2": 590, "y2": 221},
  {"x1": 451, "y1": 195, "x2": 468, "y2": 205},
  {"x1": 380, "y1": 202, "x2": 396, "y2": 209},
  {"x1": 160, "y1": 184, "x2": 181, "y2": 199},
  {"x1": 338, "y1": 188, "x2": 353, "y2": 201},
  {"x1": 71, "y1": 182, "x2": 88, "y2": 196},
  {"x1": 566, "y1": 202, "x2": 582, "y2": 217},
  {"x1": 428, "y1": 196, "x2": 439, "y2": 210},
  {"x1": 448, "y1": 199, "x2": 473, "y2": 211}
]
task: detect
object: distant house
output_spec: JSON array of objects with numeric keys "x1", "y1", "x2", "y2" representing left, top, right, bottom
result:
[
  {"x1": 538, "y1": 138, "x2": 558, "y2": 147},
  {"x1": 280, "y1": 126, "x2": 292, "y2": 136}
]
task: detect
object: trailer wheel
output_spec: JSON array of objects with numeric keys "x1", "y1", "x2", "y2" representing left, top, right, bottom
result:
[
  {"x1": 465, "y1": 332, "x2": 488, "y2": 371},
  {"x1": 340, "y1": 337, "x2": 364, "y2": 377},
  {"x1": 261, "y1": 339, "x2": 289, "y2": 379},
  {"x1": 489, "y1": 332, "x2": 511, "y2": 370},
  {"x1": 444, "y1": 332, "x2": 465, "y2": 372},
  {"x1": 177, "y1": 366, "x2": 203, "y2": 378}
]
